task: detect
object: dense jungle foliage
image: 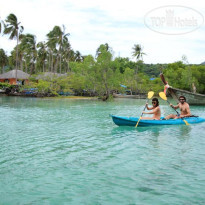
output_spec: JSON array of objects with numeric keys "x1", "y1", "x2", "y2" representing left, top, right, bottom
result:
[{"x1": 0, "y1": 13, "x2": 204, "y2": 99}]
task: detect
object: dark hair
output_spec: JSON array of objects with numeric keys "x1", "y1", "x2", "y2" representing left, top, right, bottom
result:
[
  {"x1": 179, "y1": 96, "x2": 186, "y2": 101},
  {"x1": 152, "y1": 98, "x2": 159, "y2": 107}
]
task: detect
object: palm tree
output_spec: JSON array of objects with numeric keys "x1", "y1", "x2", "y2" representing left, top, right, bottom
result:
[
  {"x1": 132, "y1": 44, "x2": 146, "y2": 93},
  {"x1": 59, "y1": 25, "x2": 69, "y2": 73},
  {"x1": 3, "y1": 13, "x2": 24, "y2": 82},
  {"x1": 18, "y1": 34, "x2": 27, "y2": 71},
  {"x1": 47, "y1": 25, "x2": 70, "y2": 73},
  {"x1": 0, "y1": 17, "x2": 2, "y2": 34},
  {"x1": 0, "y1": 49, "x2": 8, "y2": 73},
  {"x1": 18, "y1": 44, "x2": 24, "y2": 71},
  {"x1": 37, "y1": 41, "x2": 47, "y2": 72},
  {"x1": 132, "y1": 44, "x2": 146, "y2": 61},
  {"x1": 74, "y1": 51, "x2": 83, "y2": 62},
  {"x1": 20, "y1": 34, "x2": 37, "y2": 74},
  {"x1": 68, "y1": 49, "x2": 76, "y2": 62},
  {"x1": 96, "y1": 43, "x2": 112, "y2": 58},
  {"x1": 46, "y1": 40, "x2": 55, "y2": 72},
  {"x1": 61, "y1": 38, "x2": 72, "y2": 72}
]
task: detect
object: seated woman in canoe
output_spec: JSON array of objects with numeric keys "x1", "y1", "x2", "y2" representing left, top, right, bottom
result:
[{"x1": 141, "y1": 98, "x2": 161, "y2": 120}]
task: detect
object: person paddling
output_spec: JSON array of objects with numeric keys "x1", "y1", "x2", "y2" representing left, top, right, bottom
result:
[
  {"x1": 164, "y1": 96, "x2": 191, "y2": 120},
  {"x1": 141, "y1": 98, "x2": 161, "y2": 120}
]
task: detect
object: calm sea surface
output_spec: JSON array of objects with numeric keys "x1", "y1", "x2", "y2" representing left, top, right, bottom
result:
[{"x1": 0, "y1": 96, "x2": 205, "y2": 205}]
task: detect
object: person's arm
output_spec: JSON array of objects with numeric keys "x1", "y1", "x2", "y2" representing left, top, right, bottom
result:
[
  {"x1": 170, "y1": 103, "x2": 179, "y2": 110},
  {"x1": 145, "y1": 103, "x2": 153, "y2": 110},
  {"x1": 147, "y1": 106, "x2": 153, "y2": 110},
  {"x1": 143, "y1": 107, "x2": 157, "y2": 114}
]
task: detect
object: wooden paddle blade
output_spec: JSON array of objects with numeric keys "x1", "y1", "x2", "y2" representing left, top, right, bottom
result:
[
  {"x1": 159, "y1": 92, "x2": 167, "y2": 101},
  {"x1": 148, "y1": 91, "x2": 154, "y2": 99}
]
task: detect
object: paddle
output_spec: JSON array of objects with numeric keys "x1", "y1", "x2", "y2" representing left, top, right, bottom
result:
[
  {"x1": 135, "y1": 91, "x2": 154, "y2": 127},
  {"x1": 159, "y1": 92, "x2": 189, "y2": 125}
]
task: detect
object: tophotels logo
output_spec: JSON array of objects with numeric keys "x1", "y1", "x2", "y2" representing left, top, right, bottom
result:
[{"x1": 144, "y1": 5, "x2": 204, "y2": 35}]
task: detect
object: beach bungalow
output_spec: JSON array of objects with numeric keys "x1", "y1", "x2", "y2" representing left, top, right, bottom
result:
[{"x1": 0, "y1": 69, "x2": 30, "y2": 85}]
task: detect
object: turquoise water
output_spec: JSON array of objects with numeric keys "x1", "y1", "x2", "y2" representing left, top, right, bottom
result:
[{"x1": 0, "y1": 96, "x2": 205, "y2": 204}]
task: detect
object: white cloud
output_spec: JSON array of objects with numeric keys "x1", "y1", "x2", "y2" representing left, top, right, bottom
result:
[{"x1": 0, "y1": 0, "x2": 204, "y2": 63}]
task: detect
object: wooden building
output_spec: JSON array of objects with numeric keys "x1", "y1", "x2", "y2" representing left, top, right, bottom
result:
[{"x1": 0, "y1": 69, "x2": 30, "y2": 85}]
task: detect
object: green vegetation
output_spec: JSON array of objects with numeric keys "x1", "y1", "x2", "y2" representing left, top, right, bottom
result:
[
  {"x1": 0, "y1": 13, "x2": 205, "y2": 99},
  {"x1": 163, "y1": 62, "x2": 205, "y2": 94},
  {"x1": 0, "y1": 82, "x2": 11, "y2": 89}
]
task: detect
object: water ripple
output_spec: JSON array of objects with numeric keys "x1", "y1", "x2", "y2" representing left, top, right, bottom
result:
[{"x1": 0, "y1": 97, "x2": 205, "y2": 204}]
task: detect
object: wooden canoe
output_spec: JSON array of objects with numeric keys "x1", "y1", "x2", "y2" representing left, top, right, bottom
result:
[{"x1": 160, "y1": 73, "x2": 205, "y2": 105}]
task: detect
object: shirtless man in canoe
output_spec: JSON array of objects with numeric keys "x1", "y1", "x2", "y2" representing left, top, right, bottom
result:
[
  {"x1": 165, "y1": 96, "x2": 191, "y2": 119},
  {"x1": 142, "y1": 98, "x2": 161, "y2": 120}
]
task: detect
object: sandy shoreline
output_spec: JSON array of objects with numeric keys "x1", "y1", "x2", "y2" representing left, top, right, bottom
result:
[
  {"x1": 48, "y1": 96, "x2": 98, "y2": 100},
  {"x1": 0, "y1": 93, "x2": 98, "y2": 100}
]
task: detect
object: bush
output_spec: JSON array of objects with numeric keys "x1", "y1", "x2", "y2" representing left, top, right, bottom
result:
[{"x1": 0, "y1": 82, "x2": 11, "y2": 89}]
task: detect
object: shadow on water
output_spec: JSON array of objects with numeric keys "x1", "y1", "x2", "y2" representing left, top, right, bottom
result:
[
  {"x1": 111, "y1": 125, "x2": 161, "y2": 137},
  {"x1": 111, "y1": 126, "x2": 137, "y2": 137},
  {"x1": 111, "y1": 126, "x2": 164, "y2": 150},
  {"x1": 111, "y1": 124, "x2": 192, "y2": 139},
  {"x1": 110, "y1": 125, "x2": 193, "y2": 154}
]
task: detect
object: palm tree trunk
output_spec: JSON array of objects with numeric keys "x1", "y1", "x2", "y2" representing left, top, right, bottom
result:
[
  {"x1": 48, "y1": 50, "x2": 51, "y2": 72},
  {"x1": 25, "y1": 61, "x2": 27, "y2": 73},
  {"x1": 60, "y1": 53, "x2": 62, "y2": 74},
  {"x1": 55, "y1": 58, "x2": 58, "y2": 73},
  {"x1": 34, "y1": 62, "x2": 36, "y2": 74},
  {"x1": 20, "y1": 58, "x2": 23, "y2": 71},
  {"x1": 59, "y1": 46, "x2": 62, "y2": 74},
  {"x1": 43, "y1": 61, "x2": 45, "y2": 72},
  {"x1": 51, "y1": 52, "x2": 54, "y2": 72},
  {"x1": 16, "y1": 31, "x2": 19, "y2": 84},
  {"x1": 66, "y1": 59, "x2": 70, "y2": 72}
]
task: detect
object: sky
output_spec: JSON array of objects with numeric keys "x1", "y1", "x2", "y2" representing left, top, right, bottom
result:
[{"x1": 0, "y1": 0, "x2": 204, "y2": 64}]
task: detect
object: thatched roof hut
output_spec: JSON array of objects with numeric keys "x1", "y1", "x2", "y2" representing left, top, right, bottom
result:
[
  {"x1": 0, "y1": 69, "x2": 30, "y2": 85},
  {"x1": 0, "y1": 69, "x2": 30, "y2": 79}
]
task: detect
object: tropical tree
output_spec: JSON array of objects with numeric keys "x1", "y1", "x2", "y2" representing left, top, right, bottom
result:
[
  {"x1": 123, "y1": 67, "x2": 137, "y2": 94},
  {"x1": 96, "y1": 43, "x2": 112, "y2": 58},
  {"x1": 47, "y1": 27, "x2": 59, "y2": 73},
  {"x1": 46, "y1": 42, "x2": 55, "y2": 72},
  {"x1": 0, "y1": 49, "x2": 8, "y2": 73},
  {"x1": 37, "y1": 41, "x2": 47, "y2": 72},
  {"x1": 132, "y1": 44, "x2": 146, "y2": 91},
  {"x1": 132, "y1": 44, "x2": 146, "y2": 61},
  {"x1": 94, "y1": 44, "x2": 115, "y2": 100},
  {"x1": 61, "y1": 39, "x2": 72, "y2": 72},
  {"x1": 74, "y1": 51, "x2": 83, "y2": 62},
  {"x1": 68, "y1": 50, "x2": 76, "y2": 62},
  {"x1": 59, "y1": 25, "x2": 70, "y2": 73},
  {"x1": 3, "y1": 13, "x2": 24, "y2": 81},
  {"x1": 47, "y1": 25, "x2": 70, "y2": 73},
  {"x1": 0, "y1": 17, "x2": 3, "y2": 34},
  {"x1": 19, "y1": 34, "x2": 37, "y2": 74}
]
